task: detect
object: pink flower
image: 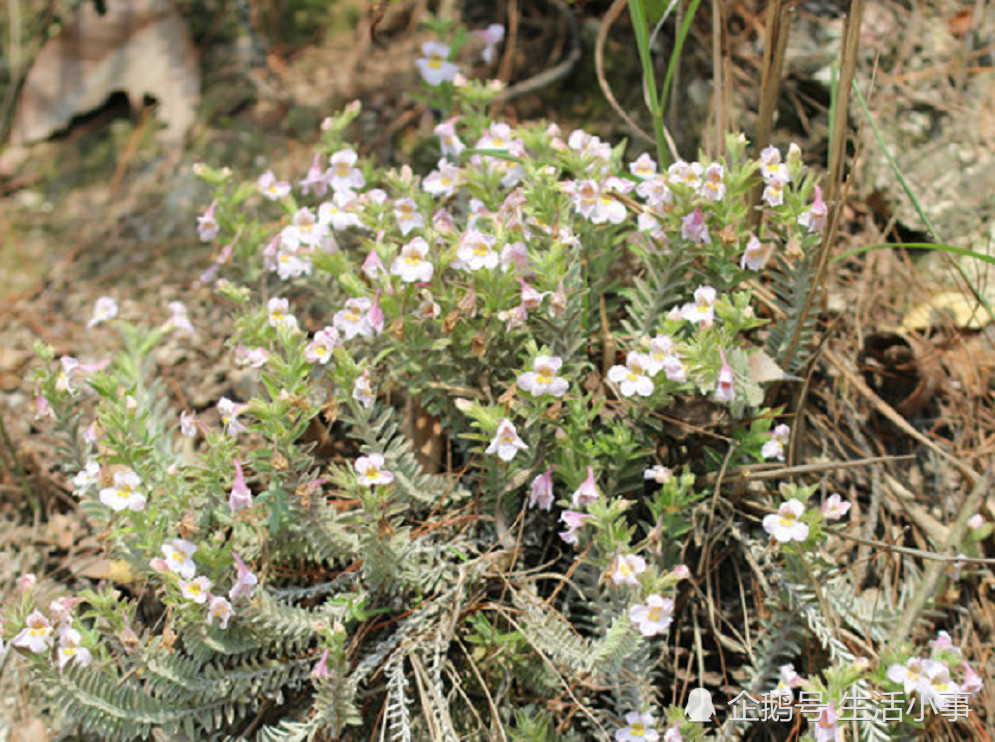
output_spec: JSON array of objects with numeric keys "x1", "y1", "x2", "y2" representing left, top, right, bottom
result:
[
  {"x1": 813, "y1": 701, "x2": 838, "y2": 742},
  {"x1": 416, "y1": 41, "x2": 460, "y2": 86},
  {"x1": 615, "y1": 711, "x2": 659, "y2": 742},
  {"x1": 475, "y1": 23, "x2": 505, "y2": 63},
  {"x1": 629, "y1": 594, "x2": 674, "y2": 636},
  {"x1": 12, "y1": 611, "x2": 54, "y2": 654},
  {"x1": 197, "y1": 201, "x2": 220, "y2": 241},
  {"x1": 486, "y1": 419, "x2": 528, "y2": 462},
  {"x1": 925, "y1": 662, "x2": 960, "y2": 710},
  {"x1": 355, "y1": 453, "x2": 394, "y2": 487},
  {"x1": 960, "y1": 662, "x2": 983, "y2": 695},
  {"x1": 179, "y1": 576, "x2": 213, "y2": 604},
  {"x1": 206, "y1": 595, "x2": 235, "y2": 629},
  {"x1": 88, "y1": 296, "x2": 119, "y2": 328},
  {"x1": 367, "y1": 290, "x2": 385, "y2": 335},
  {"x1": 229, "y1": 551, "x2": 258, "y2": 602},
  {"x1": 607, "y1": 352, "x2": 654, "y2": 397},
  {"x1": 798, "y1": 185, "x2": 828, "y2": 234},
  {"x1": 362, "y1": 246, "x2": 388, "y2": 281},
  {"x1": 761, "y1": 424, "x2": 791, "y2": 461},
  {"x1": 668, "y1": 159, "x2": 703, "y2": 190},
  {"x1": 327, "y1": 148, "x2": 365, "y2": 193},
  {"x1": 518, "y1": 278, "x2": 546, "y2": 311},
  {"x1": 258, "y1": 170, "x2": 291, "y2": 200},
  {"x1": 518, "y1": 356, "x2": 569, "y2": 398},
  {"x1": 229, "y1": 459, "x2": 253, "y2": 512},
  {"x1": 681, "y1": 206, "x2": 711, "y2": 244},
  {"x1": 610, "y1": 553, "x2": 647, "y2": 587},
  {"x1": 305, "y1": 327, "x2": 341, "y2": 365},
  {"x1": 763, "y1": 499, "x2": 809, "y2": 543},
  {"x1": 311, "y1": 648, "x2": 331, "y2": 681},
  {"x1": 529, "y1": 468, "x2": 555, "y2": 511},
  {"x1": 774, "y1": 663, "x2": 802, "y2": 700},
  {"x1": 714, "y1": 349, "x2": 735, "y2": 403},
  {"x1": 391, "y1": 237, "x2": 434, "y2": 283},
  {"x1": 99, "y1": 470, "x2": 147, "y2": 512},
  {"x1": 34, "y1": 393, "x2": 54, "y2": 420},
  {"x1": 821, "y1": 493, "x2": 851, "y2": 520},
  {"x1": 887, "y1": 657, "x2": 929, "y2": 695},
  {"x1": 571, "y1": 466, "x2": 601, "y2": 507},
  {"x1": 299, "y1": 153, "x2": 328, "y2": 197},
  {"x1": 559, "y1": 510, "x2": 592, "y2": 545},
  {"x1": 233, "y1": 344, "x2": 269, "y2": 369}
]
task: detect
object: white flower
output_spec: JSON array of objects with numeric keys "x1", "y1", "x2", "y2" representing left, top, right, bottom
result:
[
  {"x1": 610, "y1": 553, "x2": 647, "y2": 587},
  {"x1": 762, "y1": 498, "x2": 809, "y2": 543},
  {"x1": 98, "y1": 470, "x2": 146, "y2": 512},
  {"x1": 318, "y1": 191, "x2": 364, "y2": 231},
  {"x1": 680, "y1": 285, "x2": 717, "y2": 326},
  {"x1": 629, "y1": 594, "x2": 674, "y2": 636},
  {"x1": 180, "y1": 410, "x2": 197, "y2": 438},
  {"x1": 355, "y1": 453, "x2": 394, "y2": 487},
  {"x1": 416, "y1": 41, "x2": 460, "y2": 86},
  {"x1": 394, "y1": 197, "x2": 424, "y2": 236},
  {"x1": 821, "y1": 493, "x2": 851, "y2": 520},
  {"x1": 615, "y1": 711, "x2": 659, "y2": 742},
  {"x1": 391, "y1": 237, "x2": 434, "y2": 283},
  {"x1": 353, "y1": 369, "x2": 375, "y2": 409},
  {"x1": 422, "y1": 159, "x2": 460, "y2": 198},
  {"x1": 887, "y1": 657, "x2": 929, "y2": 695},
  {"x1": 925, "y1": 661, "x2": 960, "y2": 710},
  {"x1": 333, "y1": 298, "x2": 374, "y2": 339},
  {"x1": 166, "y1": 301, "x2": 195, "y2": 334},
  {"x1": 485, "y1": 419, "x2": 528, "y2": 462},
  {"x1": 607, "y1": 352, "x2": 654, "y2": 397},
  {"x1": 267, "y1": 297, "x2": 299, "y2": 331},
  {"x1": 741, "y1": 233, "x2": 769, "y2": 271},
  {"x1": 305, "y1": 327, "x2": 341, "y2": 364},
  {"x1": 701, "y1": 162, "x2": 725, "y2": 201},
  {"x1": 73, "y1": 460, "x2": 101, "y2": 494},
  {"x1": 12, "y1": 611, "x2": 54, "y2": 654},
  {"x1": 327, "y1": 148, "x2": 365, "y2": 192},
  {"x1": 968, "y1": 513, "x2": 986, "y2": 530},
  {"x1": 258, "y1": 170, "x2": 291, "y2": 200},
  {"x1": 88, "y1": 296, "x2": 118, "y2": 327},
  {"x1": 217, "y1": 397, "x2": 247, "y2": 437},
  {"x1": 179, "y1": 575, "x2": 213, "y2": 604},
  {"x1": 57, "y1": 628, "x2": 93, "y2": 670},
  {"x1": 517, "y1": 356, "x2": 569, "y2": 397},
  {"x1": 457, "y1": 229, "x2": 499, "y2": 271},
  {"x1": 162, "y1": 538, "x2": 198, "y2": 580},
  {"x1": 206, "y1": 596, "x2": 235, "y2": 629},
  {"x1": 761, "y1": 424, "x2": 791, "y2": 461},
  {"x1": 643, "y1": 465, "x2": 672, "y2": 484},
  {"x1": 629, "y1": 153, "x2": 657, "y2": 180}
]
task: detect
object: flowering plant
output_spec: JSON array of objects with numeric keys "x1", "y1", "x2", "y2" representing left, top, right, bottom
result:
[{"x1": 5, "y1": 13, "x2": 983, "y2": 742}]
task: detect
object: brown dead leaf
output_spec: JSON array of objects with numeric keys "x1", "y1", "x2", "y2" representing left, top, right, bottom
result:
[
  {"x1": 45, "y1": 512, "x2": 78, "y2": 550},
  {"x1": 13, "y1": 0, "x2": 200, "y2": 146},
  {"x1": 9, "y1": 717, "x2": 48, "y2": 742}
]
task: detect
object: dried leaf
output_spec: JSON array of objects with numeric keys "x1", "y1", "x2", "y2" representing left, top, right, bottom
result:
[
  {"x1": 901, "y1": 291, "x2": 989, "y2": 331},
  {"x1": 13, "y1": 0, "x2": 200, "y2": 146}
]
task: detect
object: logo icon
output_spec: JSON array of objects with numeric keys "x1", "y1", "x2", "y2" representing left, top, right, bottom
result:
[{"x1": 685, "y1": 688, "x2": 715, "y2": 722}]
